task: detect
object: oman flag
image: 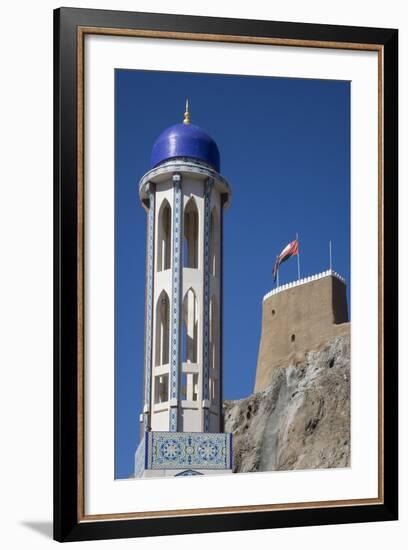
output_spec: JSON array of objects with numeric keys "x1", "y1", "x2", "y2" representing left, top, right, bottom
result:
[{"x1": 273, "y1": 239, "x2": 299, "y2": 281}]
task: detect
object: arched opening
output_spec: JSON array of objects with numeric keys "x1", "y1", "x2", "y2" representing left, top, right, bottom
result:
[
  {"x1": 180, "y1": 371, "x2": 199, "y2": 402},
  {"x1": 157, "y1": 200, "x2": 171, "y2": 271},
  {"x1": 155, "y1": 290, "x2": 170, "y2": 366},
  {"x1": 182, "y1": 288, "x2": 198, "y2": 363},
  {"x1": 154, "y1": 374, "x2": 169, "y2": 404},
  {"x1": 209, "y1": 296, "x2": 219, "y2": 372},
  {"x1": 209, "y1": 296, "x2": 219, "y2": 406},
  {"x1": 209, "y1": 377, "x2": 218, "y2": 404},
  {"x1": 183, "y1": 197, "x2": 198, "y2": 268},
  {"x1": 210, "y1": 208, "x2": 219, "y2": 276},
  {"x1": 181, "y1": 288, "x2": 199, "y2": 402}
]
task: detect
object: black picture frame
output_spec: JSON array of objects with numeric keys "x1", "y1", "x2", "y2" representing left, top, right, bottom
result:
[{"x1": 54, "y1": 7, "x2": 398, "y2": 542}]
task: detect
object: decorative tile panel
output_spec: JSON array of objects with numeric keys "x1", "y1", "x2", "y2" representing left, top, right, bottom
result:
[
  {"x1": 146, "y1": 431, "x2": 232, "y2": 470},
  {"x1": 202, "y1": 177, "x2": 214, "y2": 432},
  {"x1": 143, "y1": 187, "x2": 155, "y2": 431},
  {"x1": 170, "y1": 174, "x2": 182, "y2": 431}
]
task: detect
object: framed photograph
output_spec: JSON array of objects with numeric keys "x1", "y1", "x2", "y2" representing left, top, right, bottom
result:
[{"x1": 54, "y1": 7, "x2": 398, "y2": 542}]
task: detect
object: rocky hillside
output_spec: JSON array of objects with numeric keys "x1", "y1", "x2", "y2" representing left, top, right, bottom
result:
[{"x1": 223, "y1": 334, "x2": 350, "y2": 473}]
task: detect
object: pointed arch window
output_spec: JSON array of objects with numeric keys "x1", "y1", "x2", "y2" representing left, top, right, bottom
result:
[
  {"x1": 157, "y1": 200, "x2": 171, "y2": 272},
  {"x1": 155, "y1": 291, "x2": 170, "y2": 366},
  {"x1": 182, "y1": 288, "x2": 198, "y2": 363},
  {"x1": 210, "y1": 208, "x2": 219, "y2": 277},
  {"x1": 184, "y1": 198, "x2": 198, "y2": 268},
  {"x1": 209, "y1": 296, "x2": 220, "y2": 407},
  {"x1": 181, "y1": 288, "x2": 199, "y2": 402},
  {"x1": 209, "y1": 296, "x2": 219, "y2": 372}
]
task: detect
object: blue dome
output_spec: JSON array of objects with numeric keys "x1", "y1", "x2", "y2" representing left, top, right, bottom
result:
[{"x1": 151, "y1": 122, "x2": 220, "y2": 172}]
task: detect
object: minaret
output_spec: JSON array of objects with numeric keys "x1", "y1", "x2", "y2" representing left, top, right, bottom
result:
[{"x1": 134, "y1": 102, "x2": 233, "y2": 477}]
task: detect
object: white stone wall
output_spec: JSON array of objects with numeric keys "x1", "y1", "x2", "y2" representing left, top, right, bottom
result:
[{"x1": 139, "y1": 160, "x2": 230, "y2": 434}]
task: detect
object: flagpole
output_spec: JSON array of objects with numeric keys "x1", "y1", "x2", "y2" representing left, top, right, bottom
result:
[
  {"x1": 276, "y1": 255, "x2": 280, "y2": 287},
  {"x1": 296, "y1": 233, "x2": 300, "y2": 280},
  {"x1": 329, "y1": 240, "x2": 332, "y2": 271}
]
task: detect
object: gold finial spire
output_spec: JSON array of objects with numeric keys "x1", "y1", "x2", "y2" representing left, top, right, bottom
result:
[{"x1": 183, "y1": 99, "x2": 190, "y2": 124}]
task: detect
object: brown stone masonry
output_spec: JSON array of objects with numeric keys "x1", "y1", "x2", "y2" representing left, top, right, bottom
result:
[{"x1": 255, "y1": 273, "x2": 349, "y2": 392}]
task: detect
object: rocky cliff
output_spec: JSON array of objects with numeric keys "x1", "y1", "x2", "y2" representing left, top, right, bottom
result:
[{"x1": 223, "y1": 334, "x2": 350, "y2": 473}]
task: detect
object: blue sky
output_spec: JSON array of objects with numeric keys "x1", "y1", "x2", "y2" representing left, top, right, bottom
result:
[{"x1": 115, "y1": 69, "x2": 350, "y2": 479}]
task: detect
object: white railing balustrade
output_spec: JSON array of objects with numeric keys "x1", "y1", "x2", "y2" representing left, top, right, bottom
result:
[{"x1": 263, "y1": 269, "x2": 346, "y2": 301}]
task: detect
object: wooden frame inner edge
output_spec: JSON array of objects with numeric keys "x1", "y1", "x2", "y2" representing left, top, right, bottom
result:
[
  {"x1": 78, "y1": 26, "x2": 383, "y2": 51},
  {"x1": 76, "y1": 26, "x2": 385, "y2": 522},
  {"x1": 77, "y1": 25, "x2": 85, "y2": 523}
]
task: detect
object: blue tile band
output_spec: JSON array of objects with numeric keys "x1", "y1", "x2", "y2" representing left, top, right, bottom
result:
[
  {"x1": 146, "y1": 431, "x2": 232, "y2": 470},
  {"x1": 203, "y1": 177, "x2": 213, "y2": 431},
  {"x1": 143, "y1": 187, "x2": 155, "y2": 431},
  {"x1": 170, "y1": 174, "x2": 182, "y2": 431}
]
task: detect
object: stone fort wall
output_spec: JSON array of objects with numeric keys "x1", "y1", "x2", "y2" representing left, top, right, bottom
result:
[{"x1": 254, "y1": 270, "x2": 350, "y2": 392}]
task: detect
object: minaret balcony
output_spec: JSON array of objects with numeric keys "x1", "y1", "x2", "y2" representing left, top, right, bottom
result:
[
  {"x1": 152, "y1": 401, "x2": 169, "y2": 413},
  {"x1": 181, "y1": 362, "x2": 199, "y2": 374},
  {"x1": 153, "y1": 363, "x2": 170, "y2": 376}
]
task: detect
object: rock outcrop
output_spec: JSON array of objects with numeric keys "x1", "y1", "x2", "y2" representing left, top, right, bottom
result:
[{"x1": 223, "y1": 334, "x2": 350, "y2": 473}]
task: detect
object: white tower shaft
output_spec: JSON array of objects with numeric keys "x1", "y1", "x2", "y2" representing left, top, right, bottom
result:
[{"x1": 139, "y1": 161, "x2": 230, "y2": 435}]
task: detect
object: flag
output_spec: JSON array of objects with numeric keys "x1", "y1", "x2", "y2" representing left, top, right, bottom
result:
[{"x1": 273, "y1": 239, "x2": 299, "y2": 281}]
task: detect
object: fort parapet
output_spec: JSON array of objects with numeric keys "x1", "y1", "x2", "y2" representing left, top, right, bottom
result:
[{"x1": 254, "y1": 270, "x2": 350, "y2": 392}]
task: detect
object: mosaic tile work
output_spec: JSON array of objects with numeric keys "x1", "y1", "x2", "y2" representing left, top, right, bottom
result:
[
  {"x1": 202, "y1": 177, "x2": 213, "y2": 432},
  {"x1": 143, "y1": 187, "x2": 155, "y2": 431},
  {"x1": 170, "y1": 174, "x2": 182, "y2": 432},
  {"x1": 146, "y1": 431, "x2": 233, "y2": 470}
]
